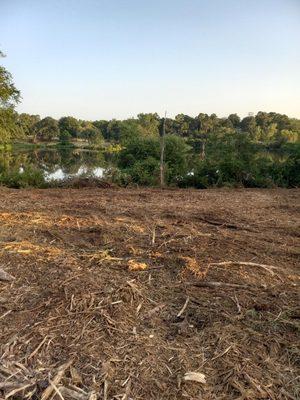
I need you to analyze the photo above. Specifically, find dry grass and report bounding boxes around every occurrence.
[0,187,299,399]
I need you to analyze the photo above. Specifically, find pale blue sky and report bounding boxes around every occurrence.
[1,0,300,120]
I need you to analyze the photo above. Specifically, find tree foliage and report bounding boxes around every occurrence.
[33,117,59,141]
[58,116,80,138]
[0,51,21,143]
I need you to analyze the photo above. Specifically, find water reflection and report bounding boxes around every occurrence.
[45,166,104,181]
[0,146,111,181]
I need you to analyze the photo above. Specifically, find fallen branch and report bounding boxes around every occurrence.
[209,261,278,276]
[191,281,251,290]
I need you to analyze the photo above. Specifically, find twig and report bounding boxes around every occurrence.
[233,293,241,314]
[28,335,48,359]
[50,380,65,400]
[211,345,232,361]
[0,310,12,321]
[41,360,73,400]
[103,380,108,400]
[191,281,250,289]
[151,227,156,245]
[177,297,190,318]
[5,383,33,399]
[209,261,278,276]
[121,378,131,400]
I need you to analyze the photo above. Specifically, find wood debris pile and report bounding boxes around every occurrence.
[0,187,299,399]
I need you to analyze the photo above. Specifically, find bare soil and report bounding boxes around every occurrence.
[0,187,299,400]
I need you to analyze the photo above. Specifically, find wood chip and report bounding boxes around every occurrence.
[184,372,206,384]
[0,267,14,282]
[41,360,73,400]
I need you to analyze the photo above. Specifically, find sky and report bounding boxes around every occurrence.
[0,0,300,120]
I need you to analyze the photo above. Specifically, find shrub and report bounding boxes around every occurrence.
[118,135,190,185]
[0,166,46,188]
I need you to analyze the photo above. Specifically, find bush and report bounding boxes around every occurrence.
[0,166,46,188]
[118,135,190,186]
[178,132,300,188]
[126,157,160,186]
[59,130,72,145]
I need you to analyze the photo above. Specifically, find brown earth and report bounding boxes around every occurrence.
[0,187,299,400]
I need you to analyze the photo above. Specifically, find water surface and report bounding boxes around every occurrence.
[0,146,112,181]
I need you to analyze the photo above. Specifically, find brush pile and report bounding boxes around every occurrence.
[0,187,299,399]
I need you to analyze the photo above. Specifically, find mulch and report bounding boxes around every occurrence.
[0,187,299,399]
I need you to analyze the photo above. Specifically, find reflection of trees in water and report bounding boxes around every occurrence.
[0,151,31,172]
[55,148,106,174]
[257,149,288,163]
[0,147,107,177]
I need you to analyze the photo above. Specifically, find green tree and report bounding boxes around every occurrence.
[0,50,21,143]
[137,113,160,136]
[118,135,190,185]
[228,113,241,128]
[59,130,72,145]
[33,117,59,142]
[58,116,80,138]
[17,113,40,137]
[174,114,193,137]
[81,125,103,146]
[240,116,257,138]
[93,120,109,139]
[280,130,299,143]
[164,135,190,183]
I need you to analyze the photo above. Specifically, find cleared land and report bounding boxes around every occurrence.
[0,187,299,400]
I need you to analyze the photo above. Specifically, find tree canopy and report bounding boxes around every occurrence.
[0,51,21,143]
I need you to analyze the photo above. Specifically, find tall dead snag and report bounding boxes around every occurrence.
[159,112,167,187]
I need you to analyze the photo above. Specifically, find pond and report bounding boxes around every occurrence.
[0,146,115,182]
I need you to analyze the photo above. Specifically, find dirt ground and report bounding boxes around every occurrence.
[0,187,299,400]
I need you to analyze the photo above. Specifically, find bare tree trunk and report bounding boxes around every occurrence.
[160,112,166,187]
[200,140,206,160]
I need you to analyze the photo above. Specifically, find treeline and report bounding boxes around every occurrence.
[1,111,300,188]
[2,111,300,147]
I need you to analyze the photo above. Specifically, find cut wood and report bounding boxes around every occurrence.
[0,267,14,282]
[41,360,73,400]
[184,371,206,384]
